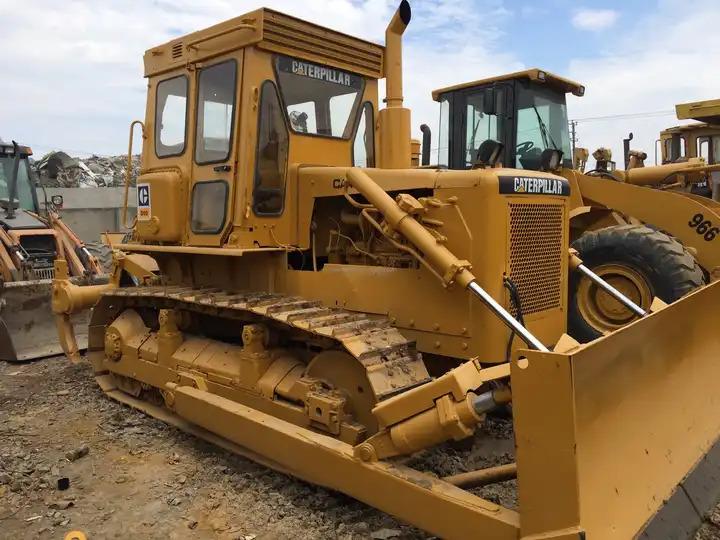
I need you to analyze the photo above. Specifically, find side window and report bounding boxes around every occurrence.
[663,138,673,163]
[437,97,450,167]
[465,91,499,167]
[712,136,720,165]
[195,61,237,164]
[698,137,710,163]
[191,181,228,234]
[155,76,188,158]
[253,81,289,216]
[352,103,375,167]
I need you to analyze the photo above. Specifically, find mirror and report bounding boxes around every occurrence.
[482,87,496,115]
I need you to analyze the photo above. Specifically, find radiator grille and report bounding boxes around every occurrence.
[33,267,55,280]
[508,203,564,315]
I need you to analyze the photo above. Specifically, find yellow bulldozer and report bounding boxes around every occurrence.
[429,69,720,341]
[52,2,720,538]
[0,139,110,361]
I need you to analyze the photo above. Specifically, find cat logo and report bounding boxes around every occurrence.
[498,175,570,196]
[137,183,152,221]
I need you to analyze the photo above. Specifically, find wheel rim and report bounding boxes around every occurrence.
[577,263,653,334]
[305,350,378,435]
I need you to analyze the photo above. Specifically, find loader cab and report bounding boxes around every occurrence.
[0,142,39,215]
[432,69,583,172]
[658,124,720,165]
[659,98,720,165]
[137,8,382,249]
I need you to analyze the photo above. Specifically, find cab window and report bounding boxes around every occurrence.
[155,75,188,158]
[464,91,501,167]
[275,56,364,139]
[437,96,450,166]
[253,81,289,216]
[191,181,228,234]
[352,103,375,167]
[698,136,711,163]
[195,60,237,164]
[515,83,572,170]
[0,158,35,211]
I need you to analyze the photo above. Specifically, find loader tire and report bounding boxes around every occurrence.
[568,225,705,342]
[84,242,114,274]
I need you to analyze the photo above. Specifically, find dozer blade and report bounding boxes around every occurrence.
[0,279,91,362]
[512,280,720,539]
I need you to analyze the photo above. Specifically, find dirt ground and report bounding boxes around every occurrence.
[2,357,720,540]
[0,357,519,540]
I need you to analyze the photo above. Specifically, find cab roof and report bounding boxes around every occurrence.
[431,68,585,101]
[144,8,385,79]
[675,98,720,124]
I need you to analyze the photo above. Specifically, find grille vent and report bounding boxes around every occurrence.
[33,267,55,280]
[508,203,564,315]
[171,42,184,59]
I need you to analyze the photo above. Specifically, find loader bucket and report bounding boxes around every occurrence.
[0,278,96,362]
[511,280,720,539]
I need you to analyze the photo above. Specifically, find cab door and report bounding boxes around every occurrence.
[188,51,243,246]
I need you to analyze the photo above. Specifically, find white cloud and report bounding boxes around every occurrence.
[0,0,520,158]
[571,8,619,31]
[566,0,720,167]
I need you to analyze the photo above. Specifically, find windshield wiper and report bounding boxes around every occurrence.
[532,105,559,151]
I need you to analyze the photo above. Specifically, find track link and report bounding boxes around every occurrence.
[99,285,431,400]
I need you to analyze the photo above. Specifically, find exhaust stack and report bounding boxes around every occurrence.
[378,1,412,169]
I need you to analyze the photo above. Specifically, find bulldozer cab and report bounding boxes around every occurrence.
[432,69,583,171]
[0,141,40,215]
[135,9,383,249]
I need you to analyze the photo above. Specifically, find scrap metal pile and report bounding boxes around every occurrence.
[33,151,140,188]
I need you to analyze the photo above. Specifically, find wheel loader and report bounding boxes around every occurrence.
[51,3,720,538]
[0,139,111,361]
[657,97,720,200]
[430,69,720,341]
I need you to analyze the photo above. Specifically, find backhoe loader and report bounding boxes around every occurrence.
[430,69,720,341]
[52,3,720,538]
[0,139,111,361]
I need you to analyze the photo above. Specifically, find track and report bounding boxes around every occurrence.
[91,285,431,403]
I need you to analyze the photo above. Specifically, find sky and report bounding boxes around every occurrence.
[1,0,719,167]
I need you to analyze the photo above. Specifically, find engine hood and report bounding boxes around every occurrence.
[0,210,48,230]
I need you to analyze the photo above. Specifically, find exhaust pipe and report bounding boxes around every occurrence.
[420,124,431,166]
[384,0,411,109]
[378,1,412,169]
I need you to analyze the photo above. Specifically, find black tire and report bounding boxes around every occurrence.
[84,241,114,274]
[569,225,705,342]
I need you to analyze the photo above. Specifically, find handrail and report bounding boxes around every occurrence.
[124,120,145,229]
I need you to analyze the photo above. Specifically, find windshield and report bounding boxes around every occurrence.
[0,157,36,211]
[275,56,364,139]
[515,83,572,169]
